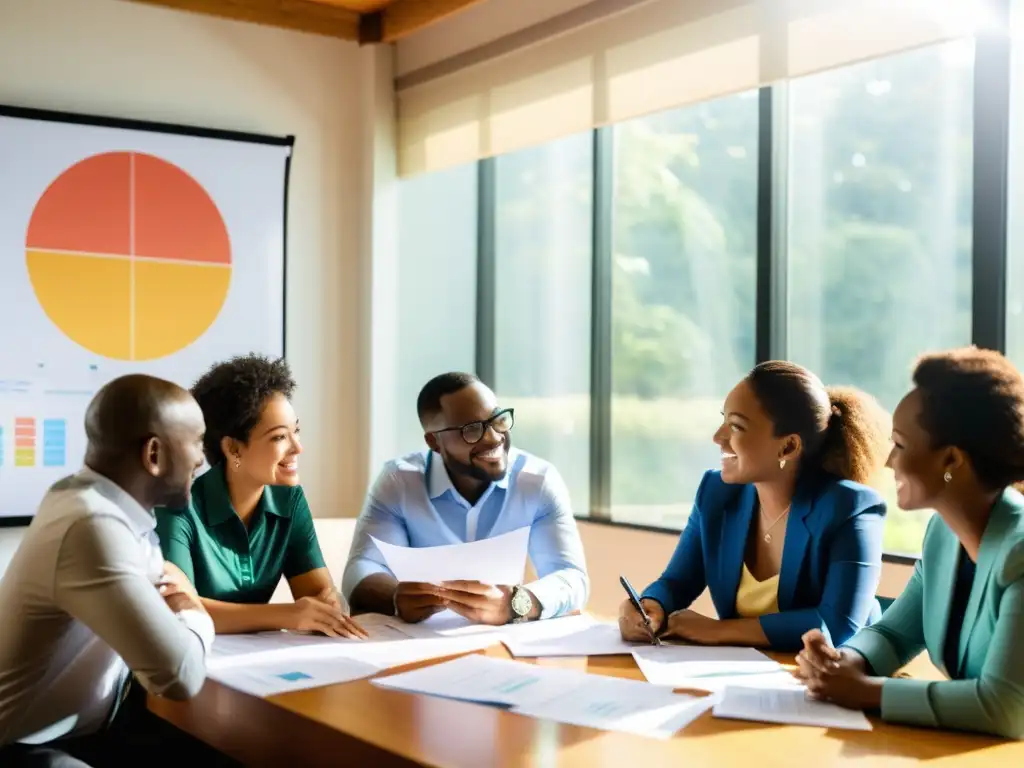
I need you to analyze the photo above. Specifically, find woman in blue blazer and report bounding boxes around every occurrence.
[620,361,890,651]
[798,348,1024,739]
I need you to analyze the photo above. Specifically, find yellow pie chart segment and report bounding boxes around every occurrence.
[134,260,232,360]
[25,250,132,360]
[25,151,232,361]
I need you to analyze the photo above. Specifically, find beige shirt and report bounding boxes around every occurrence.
[0,468,214,746]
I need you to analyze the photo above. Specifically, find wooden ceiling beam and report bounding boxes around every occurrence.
[125,0,362,40]
[362,0,486,44]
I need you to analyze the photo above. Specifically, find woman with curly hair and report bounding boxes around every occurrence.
[156,354,366,638]
[798,347,1024,739]
[619,360,891,651]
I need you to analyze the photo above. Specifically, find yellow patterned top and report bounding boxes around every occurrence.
[735,563,780,618]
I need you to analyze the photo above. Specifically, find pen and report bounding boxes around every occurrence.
[619,575,662,646]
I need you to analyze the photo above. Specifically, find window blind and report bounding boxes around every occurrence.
[396,0,987,177]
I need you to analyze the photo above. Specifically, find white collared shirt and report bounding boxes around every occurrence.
[342,448,589,619]
[0,468,214,746]
[425,448,509,542]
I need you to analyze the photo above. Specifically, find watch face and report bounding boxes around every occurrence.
[511,587,532,616]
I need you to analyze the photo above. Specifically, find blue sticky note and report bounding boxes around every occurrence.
[277,671,313,682]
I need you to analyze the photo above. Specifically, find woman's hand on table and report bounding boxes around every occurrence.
[663,609,724,644]
[288,597,369,639]
[795,629,883,711]
[618,598,665,642]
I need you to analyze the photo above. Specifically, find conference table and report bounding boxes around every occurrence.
[150,638,1023,767]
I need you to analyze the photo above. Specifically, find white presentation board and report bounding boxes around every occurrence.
[0,106,291,520]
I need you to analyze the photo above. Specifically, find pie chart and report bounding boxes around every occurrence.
[25,151,232,361]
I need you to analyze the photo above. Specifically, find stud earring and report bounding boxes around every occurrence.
[779,459,787,470]
[943,471,952,483]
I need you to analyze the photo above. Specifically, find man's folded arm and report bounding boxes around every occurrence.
[53,515,212,701]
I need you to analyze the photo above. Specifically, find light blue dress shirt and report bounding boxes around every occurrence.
[342,448,589,619]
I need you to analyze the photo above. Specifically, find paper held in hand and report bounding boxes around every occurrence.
[370,526,531,585]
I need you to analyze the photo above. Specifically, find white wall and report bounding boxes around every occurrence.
[0,0,383,521]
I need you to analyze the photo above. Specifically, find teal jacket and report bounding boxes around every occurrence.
[844,488,1024,739]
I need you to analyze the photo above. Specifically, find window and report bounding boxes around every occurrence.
[395,28,1013,561]
[787,41,975,555]
[396,163,478,456]
[610,94,759,527]
[494,134,594,513]
[1008,0,1024,367]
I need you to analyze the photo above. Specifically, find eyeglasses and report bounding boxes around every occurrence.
[432,408,515,445]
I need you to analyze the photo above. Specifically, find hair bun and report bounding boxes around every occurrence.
[829,403,843,425]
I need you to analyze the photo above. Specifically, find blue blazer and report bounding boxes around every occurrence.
[642,469,887,651]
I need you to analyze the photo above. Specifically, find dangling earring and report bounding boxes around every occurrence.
[779,459,787,470]
[233,457,241,471]
[943,471,952,483]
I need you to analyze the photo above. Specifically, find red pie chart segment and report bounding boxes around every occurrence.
[25,153,131,255]
[134,153,231,264]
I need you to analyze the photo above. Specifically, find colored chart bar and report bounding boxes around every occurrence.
[43,419,66,468]
[14,418,35,467]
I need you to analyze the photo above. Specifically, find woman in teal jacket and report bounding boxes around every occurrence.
[798,347,1024,739]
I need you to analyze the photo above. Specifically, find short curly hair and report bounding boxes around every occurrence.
[913,347,1024,490]
[191,354,296,466]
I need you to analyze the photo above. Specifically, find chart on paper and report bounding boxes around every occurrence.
[25,151,232,361]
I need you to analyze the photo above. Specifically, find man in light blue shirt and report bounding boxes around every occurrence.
[342,372,588,625]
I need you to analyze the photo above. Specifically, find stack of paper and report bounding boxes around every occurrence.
[398,609,503,639]
[209,613,412,668]
[208,655,380,698]
[372,654,716,740]
[206,613,497,697]
[712,686,872,731]
[631,644,800,693]
[502,614,642,657]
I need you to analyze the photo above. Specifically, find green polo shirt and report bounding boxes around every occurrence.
[155,464,326,604]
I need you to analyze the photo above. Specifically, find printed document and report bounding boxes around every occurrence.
[370,526,531,585]
[210,656,379,698]
[503,615,642,657]
[371,654,716,739]
[517,676,715,739]
[206,613,498,696]
[632,644,797,692]
[209,613,414,670]
[713,686,872,731]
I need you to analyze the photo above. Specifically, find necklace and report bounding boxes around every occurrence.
[762,505,791,543]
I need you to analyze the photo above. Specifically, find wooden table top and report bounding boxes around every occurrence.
[150,643,1023,767]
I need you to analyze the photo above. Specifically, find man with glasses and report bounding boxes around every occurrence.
[342,372,588,625]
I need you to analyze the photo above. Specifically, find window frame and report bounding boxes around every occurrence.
[469,4,1012,561]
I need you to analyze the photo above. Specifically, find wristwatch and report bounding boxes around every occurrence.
[509,585,533,623]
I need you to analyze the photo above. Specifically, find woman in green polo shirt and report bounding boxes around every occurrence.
[156,354,367,638]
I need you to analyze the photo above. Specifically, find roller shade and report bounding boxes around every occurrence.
[396,0,986,177]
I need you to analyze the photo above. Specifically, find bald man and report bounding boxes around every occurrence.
[0,375,230,766]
